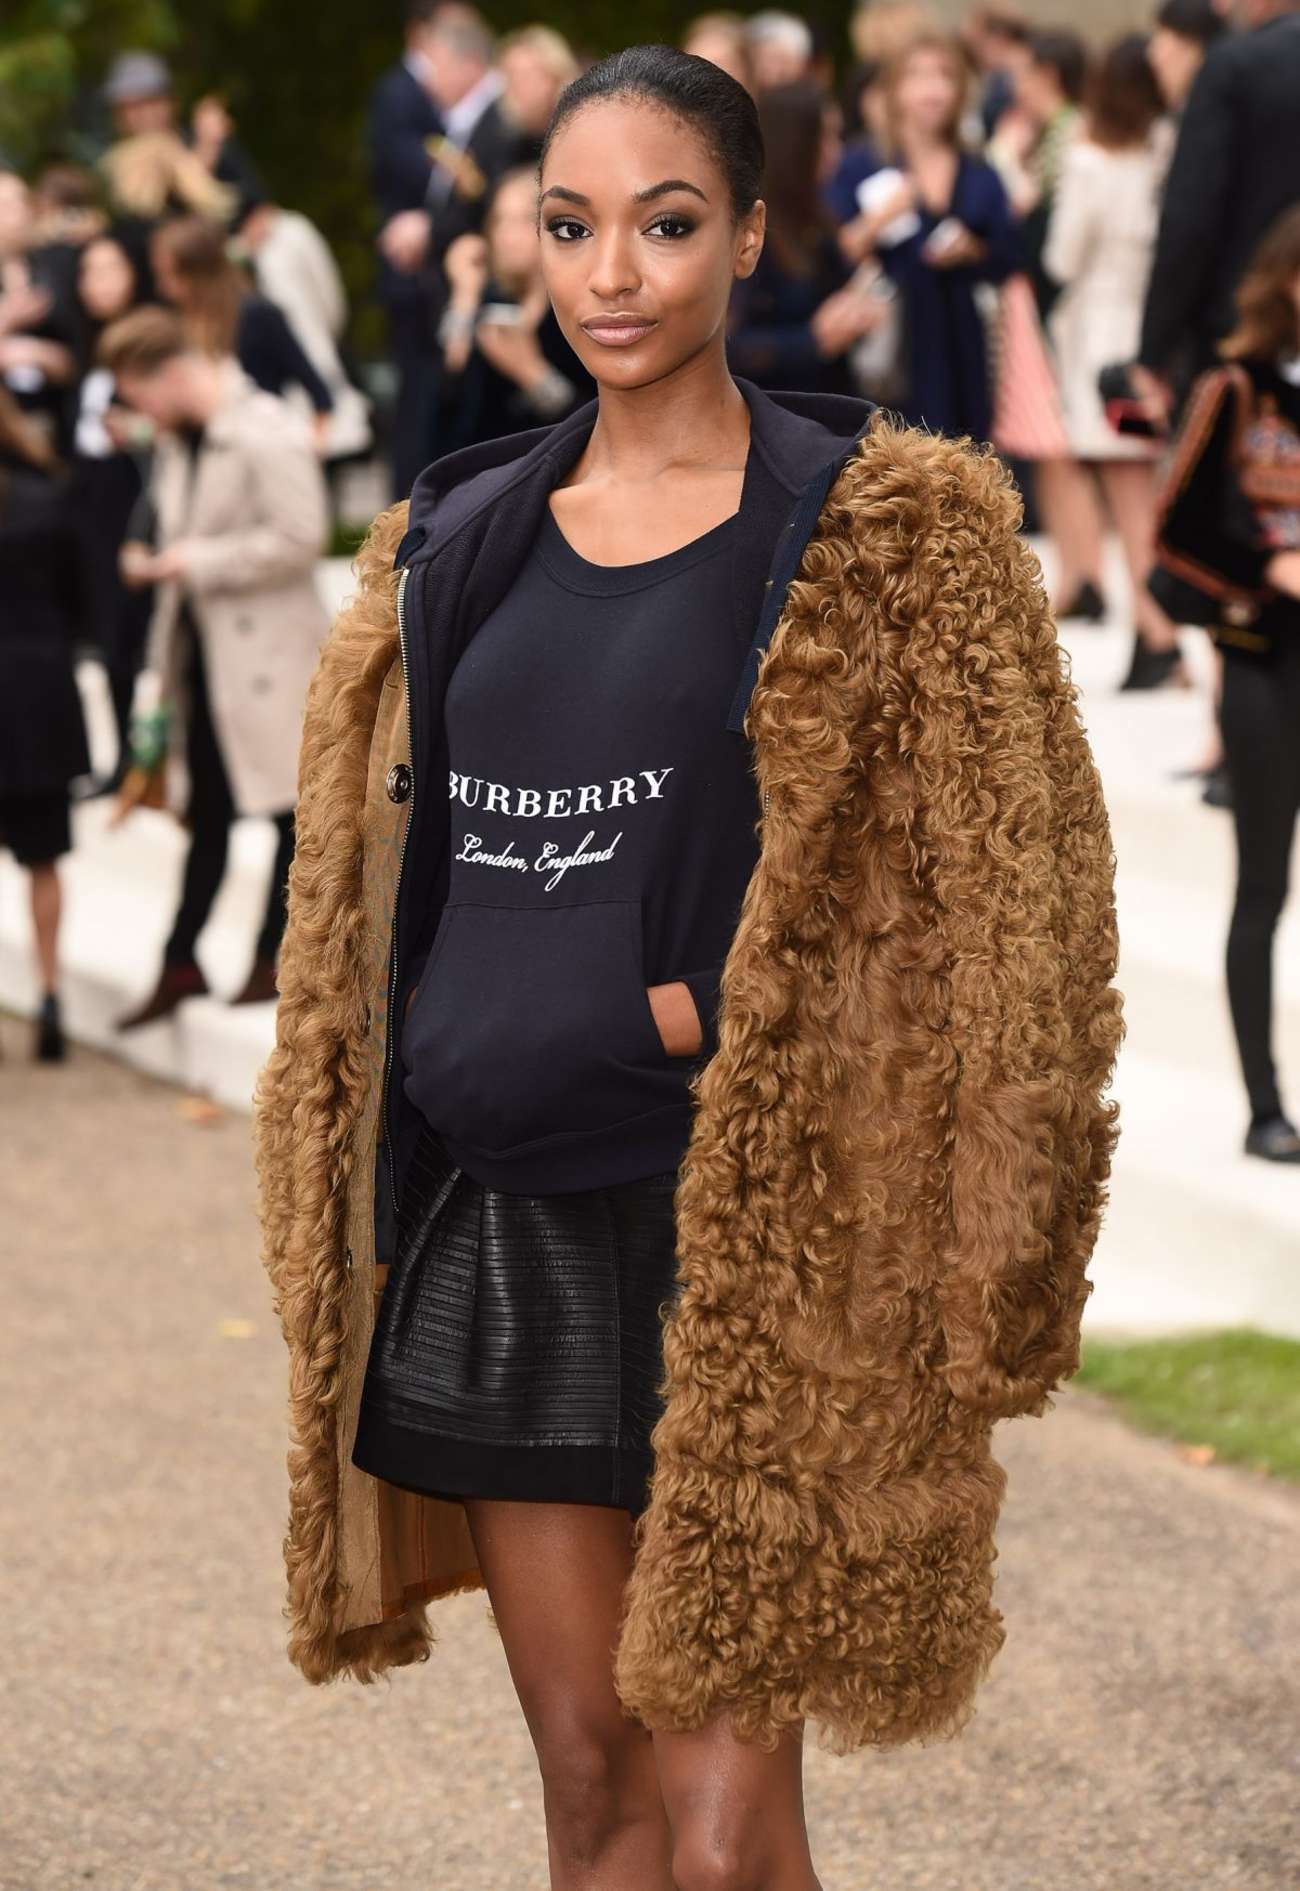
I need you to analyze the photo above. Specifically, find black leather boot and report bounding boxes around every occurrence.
[1243,1114,1300,1163]
[116,960,209,1032]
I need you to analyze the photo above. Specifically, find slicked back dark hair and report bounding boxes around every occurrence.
[538,43,764,222]
[1028,28,1088,105]
[1154,0,1226,51]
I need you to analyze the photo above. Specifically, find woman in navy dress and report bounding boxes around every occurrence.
[833,30,1019,440]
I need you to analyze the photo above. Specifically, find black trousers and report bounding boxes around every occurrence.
[385,296,441,501]
[1219,630,1300,1122]
[164,619,294,970]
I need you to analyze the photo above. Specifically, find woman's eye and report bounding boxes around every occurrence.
[544,217,589,242]
[648,213,695,240]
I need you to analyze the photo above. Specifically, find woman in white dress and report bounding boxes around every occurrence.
[1044,34,1185,689]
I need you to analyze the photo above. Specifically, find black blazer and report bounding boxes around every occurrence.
[367,61,444,308]
[428,97,529,267]
[1140,15,1300,378]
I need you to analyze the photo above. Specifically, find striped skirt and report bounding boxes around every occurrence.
[351,1117,684,1517]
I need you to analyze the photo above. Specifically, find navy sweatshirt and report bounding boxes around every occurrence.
[378,377,876,1258]
[400,492,763,1194]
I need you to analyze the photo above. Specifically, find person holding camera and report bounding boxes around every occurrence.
[435,165,595,451]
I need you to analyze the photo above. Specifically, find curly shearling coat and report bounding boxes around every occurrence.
[254,401,1123,1756]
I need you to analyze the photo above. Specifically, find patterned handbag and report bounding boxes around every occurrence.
[1153,363,1300,655]
[1234,377,1300,552]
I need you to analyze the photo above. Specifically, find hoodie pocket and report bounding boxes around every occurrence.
[400,899,682,1156]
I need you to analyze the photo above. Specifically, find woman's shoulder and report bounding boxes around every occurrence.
[836,412,1025,548]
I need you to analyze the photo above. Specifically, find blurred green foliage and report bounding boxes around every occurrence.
[4,0,849,354]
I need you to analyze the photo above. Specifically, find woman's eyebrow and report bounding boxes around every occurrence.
[539,178,709,208]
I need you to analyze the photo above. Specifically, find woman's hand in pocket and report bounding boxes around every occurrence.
[646,981,702,1057]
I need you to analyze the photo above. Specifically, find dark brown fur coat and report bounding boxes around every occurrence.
[254,416,1123,1755]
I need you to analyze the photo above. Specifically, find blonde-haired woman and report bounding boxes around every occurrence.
[682,11,755,91]
[498,25,581,158]
[835,31,1018,439]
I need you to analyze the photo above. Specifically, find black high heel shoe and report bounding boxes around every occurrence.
[1056,578,1107,623]
[1200,762,1233,809]
[1117,635,1187,692]
[1243,1114,1300,1163]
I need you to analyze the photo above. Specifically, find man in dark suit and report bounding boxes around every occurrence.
[369,6,527,495]
[367,1,448,499]
[1139,0,1300,396]
[419,12,527,269]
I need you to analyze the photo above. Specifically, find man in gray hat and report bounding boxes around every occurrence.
[103,51,176,136]
[100,50,263,222]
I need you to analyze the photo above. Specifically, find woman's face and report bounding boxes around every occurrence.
[1147,27,1202,111]
[682,28,749,91]
[0,173,32,258]
[893,49,961,140]
[79,239,136,322]
[149,233,185,307]
[1290,268,1300,341]
[1011,51,1059,125]
[538,96,763,392]
[488,172,543,281]
[500,45,562,134]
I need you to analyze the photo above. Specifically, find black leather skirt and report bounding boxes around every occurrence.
[351,1118,684,1517]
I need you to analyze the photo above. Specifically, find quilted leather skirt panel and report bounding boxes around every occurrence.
[351,1118,685,1516]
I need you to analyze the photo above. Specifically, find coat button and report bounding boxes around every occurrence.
[386,762,412,804]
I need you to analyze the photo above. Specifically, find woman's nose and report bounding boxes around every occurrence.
[585,227,642,302]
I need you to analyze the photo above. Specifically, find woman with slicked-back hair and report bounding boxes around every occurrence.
[255,43,1123,1888]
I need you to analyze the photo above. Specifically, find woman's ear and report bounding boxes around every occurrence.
[734,200,766,281]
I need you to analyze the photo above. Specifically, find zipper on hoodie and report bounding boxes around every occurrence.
[380,562,414,1217]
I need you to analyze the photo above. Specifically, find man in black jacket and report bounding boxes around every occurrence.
[419,12,531,308]
[1139,0,1300,394]
[368,1,447,499]
[369,7,527,495]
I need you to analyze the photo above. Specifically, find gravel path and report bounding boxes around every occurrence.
[2,1021,1296,1891]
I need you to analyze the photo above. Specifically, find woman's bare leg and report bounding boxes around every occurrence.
[29,861,61,993]
[462,1497,674,1891]
[1034,456,1105,606]
[654,1714,821,1891]
[1098,460,1182,653]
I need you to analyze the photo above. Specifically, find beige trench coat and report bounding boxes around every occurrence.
[143,361,329,818]
[255,418,1125,1754]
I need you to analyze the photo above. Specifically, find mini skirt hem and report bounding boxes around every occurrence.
[352,1402,656,1515]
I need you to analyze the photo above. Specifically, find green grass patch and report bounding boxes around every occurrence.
[328,521,369,561]
[1076,1327,1300,1481]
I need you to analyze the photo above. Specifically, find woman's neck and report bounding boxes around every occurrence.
[899,128,954,166]
[574,352,750,485]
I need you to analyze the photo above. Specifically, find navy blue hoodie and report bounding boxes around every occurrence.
[378,378,875,1232]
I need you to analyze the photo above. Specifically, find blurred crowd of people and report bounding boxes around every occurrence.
[1,0,1298,1152]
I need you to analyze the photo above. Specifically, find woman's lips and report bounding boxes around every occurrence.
[580,317,657,347]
